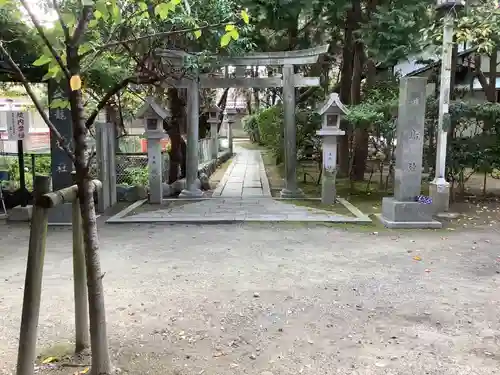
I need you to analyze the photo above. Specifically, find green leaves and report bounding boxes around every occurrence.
[154,0,182,20]
[241,9,250,24]
[220,24,240,48]
[32,54,52,67]
[49,98,70,109]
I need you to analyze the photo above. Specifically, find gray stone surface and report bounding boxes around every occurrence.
[379,198,441,229]
[47,202,72,225]
[429,181,451,213]
[119,198,359,223]
[147,136,164,204]
[393,77,427,202]
[381,197,434,223]
[1,221,500,375]
[213,146,271,198]
[7,205,32,222]
[380,77,439,229]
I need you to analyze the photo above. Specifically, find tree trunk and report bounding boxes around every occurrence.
[338,8,355,177]
[67,45,111,375]
[217,88,229,132]
[488,47,498,102]
[166,88,187,183]
[350,38,367,181]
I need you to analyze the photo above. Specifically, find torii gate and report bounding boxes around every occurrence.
[157,45,329,198]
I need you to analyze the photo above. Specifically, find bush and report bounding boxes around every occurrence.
[253,105,321,164]
[122,166,149,187]
[243,115,260,143]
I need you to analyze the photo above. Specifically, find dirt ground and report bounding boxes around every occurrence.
[1,219,500,375]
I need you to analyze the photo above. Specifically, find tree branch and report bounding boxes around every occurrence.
[0,42,75,163]
[85,75,160,129]
[80,21,231,58]
[72,5,94,47]
[52,0,70,42]
[19,0,71,79]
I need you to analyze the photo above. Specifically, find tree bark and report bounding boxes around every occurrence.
[67,44,111,375]
[350,39,367,181]
[338,8,356,177]
[166,88,187,183]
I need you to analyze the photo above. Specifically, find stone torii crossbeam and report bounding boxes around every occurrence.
[157,45,329,198]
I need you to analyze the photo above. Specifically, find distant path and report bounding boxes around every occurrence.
[212,143,271,198]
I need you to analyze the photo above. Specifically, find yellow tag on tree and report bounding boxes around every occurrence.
[70,75,82,91]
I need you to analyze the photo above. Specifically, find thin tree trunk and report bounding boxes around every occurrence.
[166,88,187,183]
[67,45,111,375]
[338,8,355,176]
[350,38,367,181]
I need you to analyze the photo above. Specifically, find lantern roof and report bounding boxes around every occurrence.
[316,93,349,116]
[136,96,171,120]
[203,104,222,114]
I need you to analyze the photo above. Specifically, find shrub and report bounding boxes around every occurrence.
[254,105,321,164]
[242,115,260,143]
[122,166,149,187]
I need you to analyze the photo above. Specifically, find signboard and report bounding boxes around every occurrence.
[48,81,73,191]
[7,111,29,140]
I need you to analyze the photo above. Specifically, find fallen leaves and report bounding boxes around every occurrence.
[42,356,58,364]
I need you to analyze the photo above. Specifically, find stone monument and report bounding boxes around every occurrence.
[95,122,117,212]
[377,77,442,229]
[136,97,169,204]
[47,80,74,224]
[205,104,221,160]
[316,93,346,204]
[225,107,236,154]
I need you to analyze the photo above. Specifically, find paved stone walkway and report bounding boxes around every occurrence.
[109,144,370,223]
[212,146,271,198]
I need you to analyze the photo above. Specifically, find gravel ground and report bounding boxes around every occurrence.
[0,221,499,375]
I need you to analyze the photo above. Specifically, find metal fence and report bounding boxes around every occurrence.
[0,152,51,191]
[1,136,227,190]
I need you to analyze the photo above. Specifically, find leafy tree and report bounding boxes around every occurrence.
[0,0,249,373]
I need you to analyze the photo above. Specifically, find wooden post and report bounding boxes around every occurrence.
[71,172,89,352]
[16,175,50,375]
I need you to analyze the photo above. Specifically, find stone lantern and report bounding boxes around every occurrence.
[435,0,465,9]
[204,104,221,160]
[136,97,170,204]
[225,107,237,154]
[316,93,347,204]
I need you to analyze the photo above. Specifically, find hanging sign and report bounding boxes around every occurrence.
[7,111,29,140]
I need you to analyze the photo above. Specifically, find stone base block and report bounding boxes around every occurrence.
[48,202,73,225]
[8,205,33,222]
[117,185,148,202]
[280,187,304,199]
[378,197,442,229]
[429,181,450,213]
[179,188,203,198]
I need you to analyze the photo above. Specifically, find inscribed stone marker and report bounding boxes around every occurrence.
[393,77,427,202]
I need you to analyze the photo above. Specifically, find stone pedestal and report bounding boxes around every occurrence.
[210,122,218,159]
[8,205,33,222]
[378,77,441,229]
[145,132,165,204]
[317,128,344,204]
[429,178,450,213]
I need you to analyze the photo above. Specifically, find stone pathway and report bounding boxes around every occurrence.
[212,146,271,198]
[108,144,370,223]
